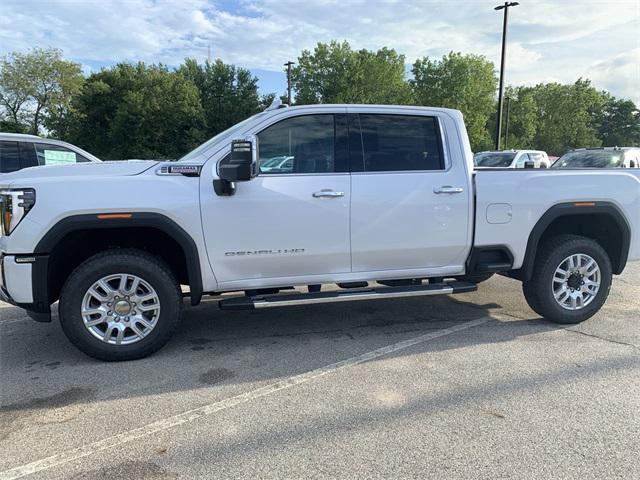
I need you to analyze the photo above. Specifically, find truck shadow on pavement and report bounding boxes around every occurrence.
[2,288,636,477]
[0,291,560,412]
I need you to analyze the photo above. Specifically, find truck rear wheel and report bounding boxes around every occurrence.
[522,235,612,324]
[59,249,182,361]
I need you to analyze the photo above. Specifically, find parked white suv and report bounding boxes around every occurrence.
[0,133,100,174]
[0,105,638,361]
[474,150,551,169]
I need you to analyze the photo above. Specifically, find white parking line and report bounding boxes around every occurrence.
[0,317,489,480]
[0,318,28,326]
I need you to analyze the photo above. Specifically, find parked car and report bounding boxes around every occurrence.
[1,104,638,361]
[0,133,100,174]
[259,155,294,173]
[552,147,640,169]
[474,150,550,169]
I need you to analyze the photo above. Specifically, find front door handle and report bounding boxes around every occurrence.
[313,189,345,198]
[434,186,464,194]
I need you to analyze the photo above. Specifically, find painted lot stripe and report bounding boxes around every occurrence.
[0,318,29,326]
[0,317,489,480]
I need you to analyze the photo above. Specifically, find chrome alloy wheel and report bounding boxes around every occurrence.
[81,274,161,345]
[552,253,601,311]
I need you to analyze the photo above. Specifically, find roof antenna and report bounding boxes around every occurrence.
[265,97,288,111]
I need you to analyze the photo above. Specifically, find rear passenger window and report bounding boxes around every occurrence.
[358,114,444,172]
[0,141,20,173]
[34,143,90,165]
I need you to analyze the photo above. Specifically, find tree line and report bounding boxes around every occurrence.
[1,43,638,159]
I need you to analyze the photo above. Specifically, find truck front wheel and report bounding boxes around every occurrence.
[59,249,182,361]
[522,235,612,324]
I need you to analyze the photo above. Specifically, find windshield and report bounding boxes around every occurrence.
[552,151,624,169]
[177,112,268,162]
[474,152,517,167]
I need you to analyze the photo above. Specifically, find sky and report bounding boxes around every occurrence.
[1,0,638,103]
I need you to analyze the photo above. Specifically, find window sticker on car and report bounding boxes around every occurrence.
[44,150,76,165]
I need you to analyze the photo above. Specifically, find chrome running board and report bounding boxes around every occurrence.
[219,281,477,311]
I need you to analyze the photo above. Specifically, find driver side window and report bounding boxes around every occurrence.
[257,115,335,174]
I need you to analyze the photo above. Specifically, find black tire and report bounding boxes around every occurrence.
[522,235,612,324]
[59,249,182,361]
[455,273,495,284]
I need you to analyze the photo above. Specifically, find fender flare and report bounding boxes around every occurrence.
[519,201,631,281]
[35,212,203,306]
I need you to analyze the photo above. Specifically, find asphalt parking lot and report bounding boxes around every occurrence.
[1,264,638,480]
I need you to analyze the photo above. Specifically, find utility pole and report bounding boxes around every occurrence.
[215,94,223,133]
[504,95,511,148]
[284,61,294,105]
[494,2,519,150]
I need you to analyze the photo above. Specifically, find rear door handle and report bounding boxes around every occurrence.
[313,189,345,198]
[434,186,464,194]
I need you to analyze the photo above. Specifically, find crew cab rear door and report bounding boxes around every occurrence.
[347,108,473,275]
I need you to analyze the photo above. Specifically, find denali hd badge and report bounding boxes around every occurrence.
[225,249,305,256]
[156,165,201,177]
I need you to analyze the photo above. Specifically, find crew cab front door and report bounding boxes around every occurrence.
[201,112,352,288]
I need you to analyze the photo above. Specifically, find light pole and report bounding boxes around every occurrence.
[494,1,519,150]
[504,95,511,148]
[284,61,294,105]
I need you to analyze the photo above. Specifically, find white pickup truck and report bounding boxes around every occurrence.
[1,104,638,361]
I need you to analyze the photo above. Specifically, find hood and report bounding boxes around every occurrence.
[0,160,158,183]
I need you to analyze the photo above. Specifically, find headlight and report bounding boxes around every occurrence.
[0,189,36,236]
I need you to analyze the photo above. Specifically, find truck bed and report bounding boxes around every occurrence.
[473,169,640,270]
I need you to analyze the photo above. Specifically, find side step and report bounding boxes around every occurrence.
[476,262,512,273]
[219,281,477,311]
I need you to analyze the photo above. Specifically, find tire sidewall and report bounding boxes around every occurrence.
[59,253,181,360]
[535,240,612,323]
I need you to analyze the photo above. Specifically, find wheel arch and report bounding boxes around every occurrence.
[517,201,631,281]
[35,213,203,306]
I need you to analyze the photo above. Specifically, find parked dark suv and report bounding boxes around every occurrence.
[552,147,640,169]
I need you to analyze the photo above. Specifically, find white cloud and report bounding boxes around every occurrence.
[586,48,640,103]
[0,0,638,102]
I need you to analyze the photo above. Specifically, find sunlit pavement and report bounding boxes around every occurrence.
[1,264,638,479]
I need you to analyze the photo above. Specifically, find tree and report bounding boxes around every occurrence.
[68,63,206,159]
[489,86,538,150]
[0,117,28,133]
[411,52,497,151]
[597,95,640,147]
[528,79,603,155]
[178,58,262,138]
[292,41,412,105]
[0,48,83,135]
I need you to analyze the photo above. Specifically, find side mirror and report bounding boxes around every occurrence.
[524,160,536,169]
[214,136,259,196]
[220,137,259,182]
